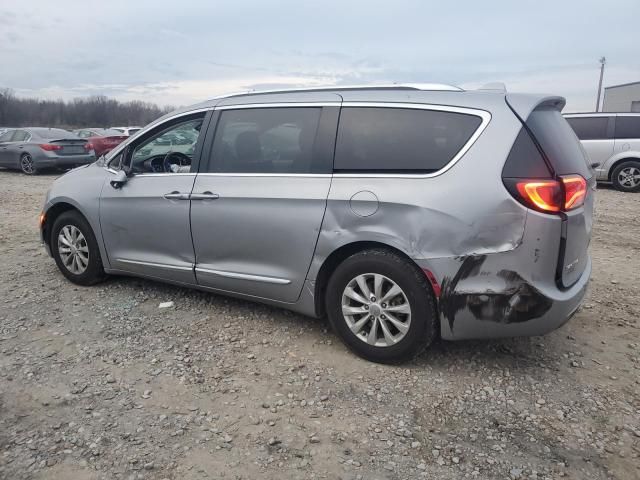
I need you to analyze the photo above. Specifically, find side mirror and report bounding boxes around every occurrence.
[109,169,128,189]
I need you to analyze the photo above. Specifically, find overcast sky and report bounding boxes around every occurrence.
[1,0,639,111]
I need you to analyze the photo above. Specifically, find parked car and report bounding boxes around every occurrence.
[73,128,128,157]
[0,127,95,175]
[564,113,640,192]
[111,126,142,137]
[40,84,593,363]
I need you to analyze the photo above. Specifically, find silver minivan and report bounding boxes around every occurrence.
[564,113,640,192]
[40,85,594,363]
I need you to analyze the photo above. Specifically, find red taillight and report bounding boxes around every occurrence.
[561,175,587,210]
[84,142,94,151]
[516,180,562,213]
[39,143,63,151]
[512,174,587,213]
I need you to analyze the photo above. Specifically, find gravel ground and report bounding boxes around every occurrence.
[0,170,638,480]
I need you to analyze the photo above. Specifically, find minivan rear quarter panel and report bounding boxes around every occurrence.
[308,96,540,336]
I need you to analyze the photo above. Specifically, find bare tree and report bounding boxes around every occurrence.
[0,90,173,128]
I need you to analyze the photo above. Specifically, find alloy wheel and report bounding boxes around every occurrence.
[618,166,640,188]
[57,225,89,275]
[341,273,411,347]
[20,154,34,174]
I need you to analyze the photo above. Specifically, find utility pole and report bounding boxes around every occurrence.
[596,56,606,112]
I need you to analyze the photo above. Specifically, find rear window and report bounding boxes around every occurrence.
[97,129,124,136]
[526,108,591,177]
[615,116,640,139]
[565,116,609,140]
[32,128,73,139]
[334,107,482,172]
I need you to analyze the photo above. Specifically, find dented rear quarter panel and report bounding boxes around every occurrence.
[309,93,526,277]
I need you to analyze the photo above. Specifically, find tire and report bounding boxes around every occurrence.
[20,153,37,175]
[611,160,640,192]
[51,211,106,286]
[325,249,438,364]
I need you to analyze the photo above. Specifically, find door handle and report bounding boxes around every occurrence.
[163,191,190,200]
[190,191,219,200]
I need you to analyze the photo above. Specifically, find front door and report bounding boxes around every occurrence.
[190,105,339,303]
[100,112,209,284]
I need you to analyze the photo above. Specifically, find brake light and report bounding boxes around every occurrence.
[84,142,94,151]
[561,175,587,210]
[39,144,63,151]
[512,174,587,213]
[516,180,562,212]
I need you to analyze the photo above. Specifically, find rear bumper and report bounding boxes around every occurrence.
[441,257,590,340]
[37,154,95,168]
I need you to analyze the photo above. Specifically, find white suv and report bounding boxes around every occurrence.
[565,113,640,192]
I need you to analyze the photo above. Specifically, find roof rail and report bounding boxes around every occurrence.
[208,83,463,101]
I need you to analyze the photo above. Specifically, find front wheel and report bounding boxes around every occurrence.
[611,160,640,192]
[51,211,106,286]
[325,249,438,364]
[20,153,37,175]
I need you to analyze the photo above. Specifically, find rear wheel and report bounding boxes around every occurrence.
[612,160,640,192]
[325,249,438,364]
[51,211,105,285]
[20,153,37,175]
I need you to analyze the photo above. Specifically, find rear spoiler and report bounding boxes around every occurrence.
[506,94,566,123]
[50,138,87,143]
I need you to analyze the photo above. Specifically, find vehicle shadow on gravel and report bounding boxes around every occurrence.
[112,274,554,374]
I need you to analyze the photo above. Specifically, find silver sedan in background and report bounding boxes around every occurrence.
[0,127,95,175]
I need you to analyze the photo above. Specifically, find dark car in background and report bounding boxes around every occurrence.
[0,128,95,175]
[73,128,128,158]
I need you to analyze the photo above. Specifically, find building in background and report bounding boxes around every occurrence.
[602,81,640,112]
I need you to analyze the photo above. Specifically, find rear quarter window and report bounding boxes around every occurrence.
[614,116,640,139]
[334,107,483,173]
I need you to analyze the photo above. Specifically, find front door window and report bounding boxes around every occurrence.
[126,117,204,174]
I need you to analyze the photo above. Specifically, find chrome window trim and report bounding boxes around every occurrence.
[105,107,213,162]
[215,102,341,110]
[563,113,614,118]
[196,173,332,178]
[133,173,198,177]
[195,267,291,285]
[118,258,193,272]
[332,102,491,179]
